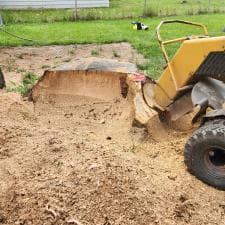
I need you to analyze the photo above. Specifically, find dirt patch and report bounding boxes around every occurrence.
[0,43,144,86]
[0,44,224,225]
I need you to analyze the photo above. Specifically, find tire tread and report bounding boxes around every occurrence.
[184,119,225,190]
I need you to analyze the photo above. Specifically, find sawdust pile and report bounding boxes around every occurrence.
[0,44,224,225]
[0,90,224,225]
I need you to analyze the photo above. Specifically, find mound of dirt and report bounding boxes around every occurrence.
[0,49,224,225]
[0,87,224,225]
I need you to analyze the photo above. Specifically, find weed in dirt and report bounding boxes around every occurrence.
[57,161,63,167]
[91,49,100,56]
[5,58,17,72]
[7,72,39,96]
[68,49,75,55]
[63,58,72,63]
[16,53,25,59]
[129,141,144,154]
[54,160,64,172]
[41,65,50,69]
[16,68,26,73]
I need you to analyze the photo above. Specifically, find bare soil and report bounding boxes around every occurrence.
[0,43,144,85]
[0,44,224,225]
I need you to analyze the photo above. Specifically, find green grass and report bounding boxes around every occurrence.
[1,13,225,78]
[7,72,39,96]
[1,0,225,24]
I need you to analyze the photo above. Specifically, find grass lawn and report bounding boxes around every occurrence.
[1,13,225,78]
[1,0,225,24]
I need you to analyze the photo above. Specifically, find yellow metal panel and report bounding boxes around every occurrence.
[154,36,225,108]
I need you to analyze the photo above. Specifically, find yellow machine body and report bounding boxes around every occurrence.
[151,20,225,110]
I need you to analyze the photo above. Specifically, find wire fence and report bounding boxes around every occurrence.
[72,0,225,20]
[142,0,225,17]
[0,0,225,24]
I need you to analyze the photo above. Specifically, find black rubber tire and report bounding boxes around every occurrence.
[0,69,5,89]
[184,119,225,190]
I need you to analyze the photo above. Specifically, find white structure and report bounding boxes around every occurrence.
[0,0,109,9]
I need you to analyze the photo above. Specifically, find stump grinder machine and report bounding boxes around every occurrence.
[3,20,225,190]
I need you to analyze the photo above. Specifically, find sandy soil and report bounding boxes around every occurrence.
[0,44,224,225]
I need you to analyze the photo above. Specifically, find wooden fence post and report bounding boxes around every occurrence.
[144,0,147,16]
[208,0,211,11]
[73,0,78,20]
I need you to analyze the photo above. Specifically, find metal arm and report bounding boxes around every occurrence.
[156,20,209,91]
[156,20,208,45]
